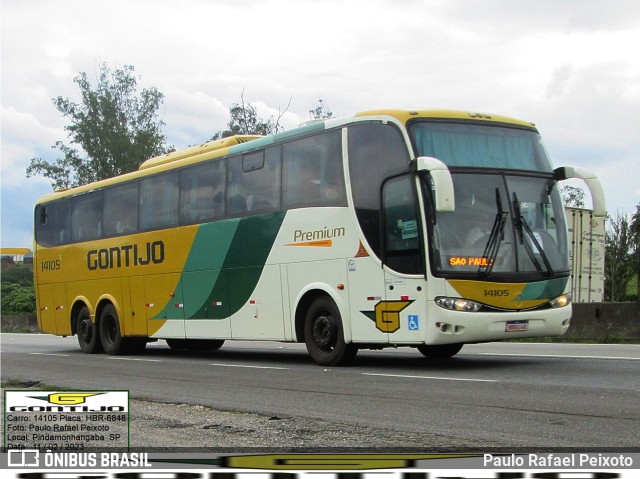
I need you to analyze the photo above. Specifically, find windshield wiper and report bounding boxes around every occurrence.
[479,188,508,276]
[512,192,554,276]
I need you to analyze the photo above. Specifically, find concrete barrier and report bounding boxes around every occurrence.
[567,302,640,341]
[2,304,639,341]
[1,315,40,332]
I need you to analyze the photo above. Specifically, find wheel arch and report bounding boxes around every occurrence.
[293,284,350,343]
[95,295,122,333]
[70,297,92,335]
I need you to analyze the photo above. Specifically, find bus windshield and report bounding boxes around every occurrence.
[409,121,569,279]
[410,121,554,172]
[425,172,569,277]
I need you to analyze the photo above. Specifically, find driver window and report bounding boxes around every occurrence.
[382,175,423,274]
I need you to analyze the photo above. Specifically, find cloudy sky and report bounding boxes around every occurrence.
[2,0,639,248]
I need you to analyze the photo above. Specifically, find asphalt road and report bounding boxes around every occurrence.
[2,333,639,448]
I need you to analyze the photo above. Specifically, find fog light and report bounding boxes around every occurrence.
[550,293,572,308]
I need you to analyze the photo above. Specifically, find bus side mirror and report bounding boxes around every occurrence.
[415,156,455,212]
[554,166,607,217]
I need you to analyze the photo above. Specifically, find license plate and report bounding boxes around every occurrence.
[506,320,528,332]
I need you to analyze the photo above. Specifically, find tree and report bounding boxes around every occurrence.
[212,89,290,140]
[27,63,170,190]
[630,203,640,301]
[604,211,634,302]
[560,185,586,208]
[0,263,36,315]
[309,98,333,120]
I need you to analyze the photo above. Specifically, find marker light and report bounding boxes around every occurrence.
[435,297,482,312]
[550,293,572,308]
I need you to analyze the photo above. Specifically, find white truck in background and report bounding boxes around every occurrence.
[565,207,605,302]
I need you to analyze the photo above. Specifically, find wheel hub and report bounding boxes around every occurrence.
[312,315,335,349]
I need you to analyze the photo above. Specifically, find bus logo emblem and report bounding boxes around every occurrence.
[361,300,413,333]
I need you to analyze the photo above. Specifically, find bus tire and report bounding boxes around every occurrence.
[166,339,225,351]
[417,343,463,359]
[304,296,357,366]
[99,304,125,355]
[76,306,102,354]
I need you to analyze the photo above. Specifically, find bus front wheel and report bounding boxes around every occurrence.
[304,297,357,366]
[417,343,463,359]
[76,306,102,354]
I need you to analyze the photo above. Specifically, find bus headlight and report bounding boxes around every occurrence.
[550,293,572,308]
[435,297,482,312]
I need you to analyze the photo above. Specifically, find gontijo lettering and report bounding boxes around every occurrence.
[87,241,164,270]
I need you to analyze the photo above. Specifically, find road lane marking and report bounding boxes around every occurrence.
[29,353,70,357]
[463,352,640,361]
[362,372,498,382]
[107,357,162,362]
[209,363,289,370]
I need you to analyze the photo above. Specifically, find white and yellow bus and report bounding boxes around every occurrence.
[33,109,606,365]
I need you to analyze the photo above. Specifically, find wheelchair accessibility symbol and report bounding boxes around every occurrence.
[408,315,419,331]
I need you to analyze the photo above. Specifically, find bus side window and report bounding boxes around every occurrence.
[180,159,226,224]
[140,173,179,231]
[282,130,345,209]
[226,147,281,217]
[348,122,410,258]
[71,192,103,242]
[245,147,280,213]
[104,182,139,236]
[36,200,70,247]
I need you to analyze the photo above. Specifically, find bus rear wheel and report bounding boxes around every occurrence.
[304,297,357,366]
[417,343,463,359]
[99,304,126,355]
[77,306,102,354]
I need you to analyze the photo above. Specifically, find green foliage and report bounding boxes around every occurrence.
[1,264,36,315]
[309,98,333,120]
[26,63,171,190]
[212,89,293,140]
[604,209,638,302]
[212,102,278,139]
[560,185,586,208]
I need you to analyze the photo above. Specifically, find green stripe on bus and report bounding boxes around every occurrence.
[516,277,568,301]
[153,212,286,321]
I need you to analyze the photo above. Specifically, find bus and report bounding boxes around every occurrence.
[33,109,606,366]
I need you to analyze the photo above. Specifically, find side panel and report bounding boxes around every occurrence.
[382,271,429,344]
[346,257,388,343]
[126,276,148,336]
[229,264,285,340]
[36,284,59,334]
[52,283,69,335]
[146,273,185,338]
[183,269,231,339]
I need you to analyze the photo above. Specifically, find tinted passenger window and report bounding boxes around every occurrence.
[180,160,226,224]
[104,183,138,236]
[348,122,410,256]
[36,200,70,247]
[282,130,345,209]
[71,192,103,242]
[140,173,179,230]
[227,147,281,216]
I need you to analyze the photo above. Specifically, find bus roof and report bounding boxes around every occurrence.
[355,109,537,128]
[34,108,537,204]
